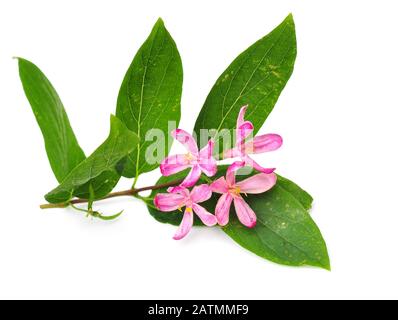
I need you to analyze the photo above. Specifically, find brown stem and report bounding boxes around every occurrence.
[39,179,183,209]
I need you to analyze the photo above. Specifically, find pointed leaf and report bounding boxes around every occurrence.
[45,116,139,203]
[17,58,86,182]
[116,18,183,178]
[146,166,329,269]
[223,184,329,270]
[277,175,313,211]
[194,14,297,152]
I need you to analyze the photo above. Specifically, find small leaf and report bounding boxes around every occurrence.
[146,166,329,270]
[17,58,86,182]
[194,14,297,152]
[45,115,139,204]
[116,18,183,178]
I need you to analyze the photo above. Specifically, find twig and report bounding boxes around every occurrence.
[39,179,183,209]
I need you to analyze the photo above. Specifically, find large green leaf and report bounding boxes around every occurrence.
[17,58,86,182]
[147,167,329,270]
[277,175,313,211]
[223,183,329,270]
[116,18,183,178]
[194,14,297,152]
[45,115,139,204]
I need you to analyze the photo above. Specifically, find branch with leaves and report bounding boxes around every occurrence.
[17,15,330,270]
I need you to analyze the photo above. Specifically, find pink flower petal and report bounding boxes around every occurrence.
[154,193,186,212]
[226,161,245,186]
[160,154,191,176]
[198,139,217,177]
[237,105,248,129]
[215,193,233,226]
[199,159,217,177]
[173,208,194,240]
[180,165,202,188]
[236,173,277,194]
[247,134,283,154]
[244,155,275,174]
[223,147,242,159]
[167,186,190,199]
[236,105,254,145]
[211,177,229,194]
[190,184,212,204]
[192,203,217,227]
[233,197,257,228]
[172,129,199,154]
[237,121,254,146]
[198,139,214,159]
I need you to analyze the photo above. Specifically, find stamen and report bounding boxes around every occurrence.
[229,186,241,196]
[185,153,194,161]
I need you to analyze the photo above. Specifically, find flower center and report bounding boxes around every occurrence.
[185,207,193,213]
[185,153,194,161]
[229,186,241,196]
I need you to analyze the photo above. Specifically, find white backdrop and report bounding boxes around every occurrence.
[0,0,397,300]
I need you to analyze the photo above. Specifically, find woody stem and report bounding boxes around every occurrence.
[39,179,184,209]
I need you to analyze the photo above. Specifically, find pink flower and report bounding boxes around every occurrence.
[211,161,277,228]
[223,105,283,174]
[154,185,217,240]
[160,129,217,188]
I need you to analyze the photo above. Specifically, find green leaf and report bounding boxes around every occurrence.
[116,18,183,178]
[277,175,313,211]
[147,166,329,270]
[45,115,139,204]
[194,14,297,152]
[223,184,329,270]
[17,58,86,182]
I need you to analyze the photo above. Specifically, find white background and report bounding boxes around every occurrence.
[0,0,397,300]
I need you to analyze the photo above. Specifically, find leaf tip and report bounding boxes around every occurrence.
[313,251,331,271]
[153,17,167,32]
[156,17,165,26]
[323,256,332,271]
[13,56,29,65]
[281,13,295,30]
[110,113,117,122]
[325,265,332,272]
[286,13,294,22]
[320,262,332,272]
[13,56,25,68]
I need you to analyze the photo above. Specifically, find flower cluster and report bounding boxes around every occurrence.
[154,106,283,240]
